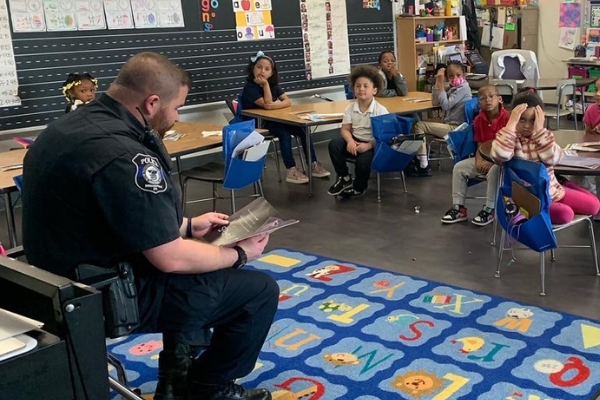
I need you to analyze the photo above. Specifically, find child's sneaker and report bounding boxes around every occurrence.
[441,206,468,224]
[339,187,364,198]
[312,162,331,178]
[471,208,495,226]
[328,176,353,195]
[286,167,309,184]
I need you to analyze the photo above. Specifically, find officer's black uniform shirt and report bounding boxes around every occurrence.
[22,93,183,277]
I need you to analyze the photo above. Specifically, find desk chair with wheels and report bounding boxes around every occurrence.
[181,120,267,214]
[543,79,578,130]
[494,159,599,296]
[489,49,540,81]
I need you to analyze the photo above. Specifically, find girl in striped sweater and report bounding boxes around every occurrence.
[491,89,599,224]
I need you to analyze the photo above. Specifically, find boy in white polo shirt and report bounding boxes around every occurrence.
[327,65,389,198]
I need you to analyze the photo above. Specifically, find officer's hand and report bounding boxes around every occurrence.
[191,213,229,238]
[237,233,269,261]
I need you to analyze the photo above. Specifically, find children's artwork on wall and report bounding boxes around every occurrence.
[591,3,600,28]
[7,0,184,31]
[559,2,581,28]
[8,0,46,32]
[103,0,134,29]
[363,0,381,10]
[301,0,350,80]
[0,0,21,107]
[233,0,274,41]
[559,27,579,50]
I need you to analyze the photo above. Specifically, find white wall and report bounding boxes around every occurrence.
[536,0,574,81]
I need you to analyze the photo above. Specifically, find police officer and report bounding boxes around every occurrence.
[22,52,278,400]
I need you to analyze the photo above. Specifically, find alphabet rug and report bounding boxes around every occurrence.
[109,248,600,400]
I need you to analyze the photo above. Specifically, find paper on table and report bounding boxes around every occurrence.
[288,110,315,115]
[163,132,186,141]
[231,130,265,158]
[0,164,23,172]
[202,131,222,137]
[558,155,600,169]
[0,308,44,342]
[566,143,600,152]
[402,97,430,103]
[299,113,344,121]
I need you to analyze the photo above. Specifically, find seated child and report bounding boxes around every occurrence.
[579,77,600,218]
[491,89,600,224]
[442,85,510,226]
[327,65,389,198]
[410,61,472,176]
[62,73,98,113]
[240,51,330,184]
[376,50,408,97]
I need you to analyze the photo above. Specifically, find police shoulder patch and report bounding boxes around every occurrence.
[131,153,167,194]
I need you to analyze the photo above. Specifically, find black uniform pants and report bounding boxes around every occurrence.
[328,136,374,192]
[134,267,279,383]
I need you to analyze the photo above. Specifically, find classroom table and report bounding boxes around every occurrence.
[165,122,224,181]
[0,122,224,249]
[478,130,600,176]
[466,76,596,91]
[0,149,28,248]
[240,92,437,196]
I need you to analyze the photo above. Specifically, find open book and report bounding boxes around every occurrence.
[204,198,299,246]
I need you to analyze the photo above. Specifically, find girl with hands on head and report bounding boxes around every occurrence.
[491,88,600,224]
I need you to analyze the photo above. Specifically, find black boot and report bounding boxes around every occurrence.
[188,380,271,400]
[154,344,192,400]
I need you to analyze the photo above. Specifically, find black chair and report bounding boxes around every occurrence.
[0,247,144,400]
[9,177,144,400]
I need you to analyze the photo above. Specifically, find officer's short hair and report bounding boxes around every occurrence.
[115,52,192,102]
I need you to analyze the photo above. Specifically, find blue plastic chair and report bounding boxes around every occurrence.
[181,120,267,213]
[495,158,599,296]
[370,114,416,202]
[230,95,307,182]
[344,82,355,100]
[13,175,23,192]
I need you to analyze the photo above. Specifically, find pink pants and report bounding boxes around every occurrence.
[549,181,600,225]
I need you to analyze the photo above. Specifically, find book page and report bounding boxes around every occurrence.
[204,198,298,246]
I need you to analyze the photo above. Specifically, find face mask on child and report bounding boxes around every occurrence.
[449,77,465,87]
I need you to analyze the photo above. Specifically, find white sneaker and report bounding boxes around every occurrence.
[311,162,331,178]
[286,167,309,184]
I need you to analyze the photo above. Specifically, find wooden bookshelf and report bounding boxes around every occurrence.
[396,16,466,91]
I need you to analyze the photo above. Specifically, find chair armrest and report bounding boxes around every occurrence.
[5,246,25,258]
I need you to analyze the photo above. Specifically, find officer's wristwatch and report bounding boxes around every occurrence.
[232,246,247,269]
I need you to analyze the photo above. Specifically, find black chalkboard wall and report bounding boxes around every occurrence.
[1,0,393,130]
